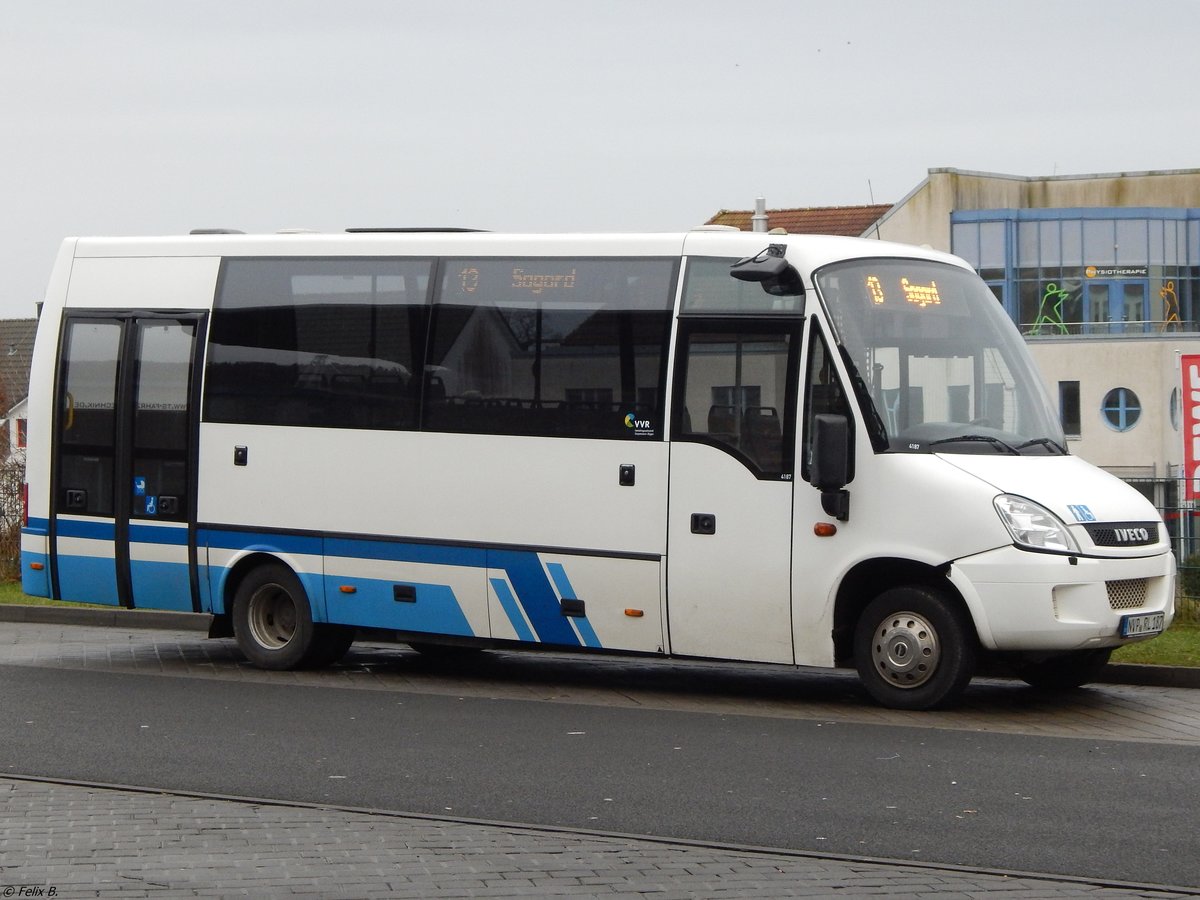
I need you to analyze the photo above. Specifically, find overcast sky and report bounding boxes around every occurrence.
[3,0,1196,319]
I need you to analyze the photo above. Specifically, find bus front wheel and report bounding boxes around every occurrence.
[853,586,976,710]
[233,563,318,670]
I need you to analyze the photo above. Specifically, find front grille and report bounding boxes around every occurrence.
[1085,522,1159,547]
[1107,578,1148,611]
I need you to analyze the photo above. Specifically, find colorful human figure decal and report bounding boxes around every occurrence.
[1160,281,1179,332]
[1029,283,1069,335]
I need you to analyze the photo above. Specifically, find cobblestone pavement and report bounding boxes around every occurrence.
[2,617,1199,898]
[0,777,1193,899]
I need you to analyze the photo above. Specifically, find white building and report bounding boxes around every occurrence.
[711,169,1200,558]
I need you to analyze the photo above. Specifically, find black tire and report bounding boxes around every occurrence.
[853,586,977,710]
[232,563,317,670]
[306,625,357,668]
[1016,648,1112,690]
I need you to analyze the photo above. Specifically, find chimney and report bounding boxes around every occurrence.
[751,197,768,233]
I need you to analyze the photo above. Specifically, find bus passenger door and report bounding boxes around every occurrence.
[52,315,203,611]
[666,321,799,663]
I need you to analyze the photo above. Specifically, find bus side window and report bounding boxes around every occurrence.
[672,323,797,479]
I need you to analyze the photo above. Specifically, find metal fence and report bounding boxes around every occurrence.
[1125,476,1200,624]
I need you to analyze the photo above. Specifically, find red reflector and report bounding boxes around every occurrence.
[21,482,28,527]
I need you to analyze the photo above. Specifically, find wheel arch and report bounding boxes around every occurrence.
[210,550,324,618]
[832,556,971,667]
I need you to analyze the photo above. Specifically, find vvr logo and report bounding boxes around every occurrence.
[624,413,651,429]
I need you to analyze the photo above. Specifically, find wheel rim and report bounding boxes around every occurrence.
[870,610,939,689]
[246,583,297,650]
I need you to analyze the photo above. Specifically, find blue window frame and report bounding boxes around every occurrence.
[1101,387,1141,432]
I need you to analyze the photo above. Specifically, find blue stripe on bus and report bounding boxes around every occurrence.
[43,520,186,545]
[199,529,322,556]
[129,523,189,546]
[547,562,601,648]
[489,549,580,646]
[21,552,50,597]
[129,559,195,612]
[199,527,600,648]
[571,615,602,649]
[489,577,536,642]
[328,576,475,636]
[56,554,121,606]
[325,537,487,569]
[24,517,49,535]
[547,562,576,600]
[55,519,116,541]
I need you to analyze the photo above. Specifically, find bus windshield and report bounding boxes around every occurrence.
[813,258,1065,455]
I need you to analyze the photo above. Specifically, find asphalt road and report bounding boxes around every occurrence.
[2,660,1196,890]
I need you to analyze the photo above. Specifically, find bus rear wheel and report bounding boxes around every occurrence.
[233,563,320,670]
[853,586,976,710]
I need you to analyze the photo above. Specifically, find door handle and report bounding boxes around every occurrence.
[690,513,716,535]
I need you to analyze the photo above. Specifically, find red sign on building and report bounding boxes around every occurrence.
[1182,354,1200,500]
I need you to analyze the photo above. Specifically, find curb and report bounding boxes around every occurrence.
[1096,661,1200,688]
[1,604,1196,688]
[0,603,210,632]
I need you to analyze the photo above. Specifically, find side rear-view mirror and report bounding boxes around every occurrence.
[730,244,804,297]
[812,413,851,520]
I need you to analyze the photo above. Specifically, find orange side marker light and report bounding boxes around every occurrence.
[813,522,838,537]
[339,585,357,594]
[624,608,644,618]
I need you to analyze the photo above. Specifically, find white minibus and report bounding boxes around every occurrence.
[20,228,1175,708]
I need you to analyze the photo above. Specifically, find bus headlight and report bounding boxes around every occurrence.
[993,494,1080,554]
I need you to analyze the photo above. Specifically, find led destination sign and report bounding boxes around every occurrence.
[865,273,942,309]
[456,265,580,296]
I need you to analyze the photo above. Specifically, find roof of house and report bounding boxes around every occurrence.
[705,204,893,236]
[0,319,37,409]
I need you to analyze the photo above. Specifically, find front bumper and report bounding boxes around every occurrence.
[949,545,1176,652]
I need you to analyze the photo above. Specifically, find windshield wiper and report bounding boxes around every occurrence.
[1016,437,1068,455]
[927,434,1020,455]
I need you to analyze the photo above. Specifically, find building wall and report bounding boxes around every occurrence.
[1025,336,1197,475]
[869,168,1200,483]
[2,397,26,464]
[871,167,1200,251]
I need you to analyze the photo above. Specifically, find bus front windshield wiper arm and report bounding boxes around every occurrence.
[927,434,1020,455]
[1016,437,1068,455]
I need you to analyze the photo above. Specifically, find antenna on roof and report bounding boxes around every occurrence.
[867,180,882,240]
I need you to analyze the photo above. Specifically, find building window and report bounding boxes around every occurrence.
[1059,382,1080,436]
[1101,387,1141,432]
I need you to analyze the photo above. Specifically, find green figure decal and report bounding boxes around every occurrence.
[1029,283,1069,335]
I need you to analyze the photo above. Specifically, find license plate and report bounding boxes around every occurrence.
[1119,612,1165,638]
